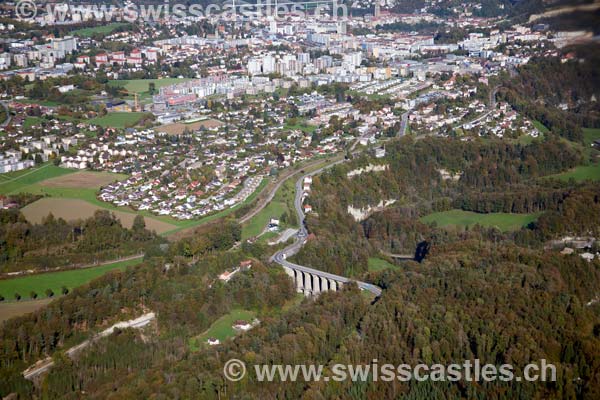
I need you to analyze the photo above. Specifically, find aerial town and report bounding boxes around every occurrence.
[0,0,573,220]
[1,1,599,398]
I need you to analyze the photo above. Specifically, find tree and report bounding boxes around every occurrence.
[132,215,146,231]
[30,291,37,299]
[45,288,54,298]
[61,286,69,295]
[14,292,21,301]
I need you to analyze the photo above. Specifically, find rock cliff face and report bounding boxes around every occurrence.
[347,199,397,221]
[346,164,388,178]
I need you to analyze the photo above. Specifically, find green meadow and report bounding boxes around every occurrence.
[71,23,129,37]
[0,258,143,301]
[87,112,148,128]
[367,258,399,272]
[421,210,541,232]
[190,309,256,350]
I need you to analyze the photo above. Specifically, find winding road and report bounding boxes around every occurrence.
[0,101,10,128]
[270,161,383,297]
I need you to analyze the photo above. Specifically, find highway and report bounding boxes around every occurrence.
[270,161,383,297]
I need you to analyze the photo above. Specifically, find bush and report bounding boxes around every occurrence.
[45,288,54,298]
[61,286,69,295]
[14,293,21,301]
[30,291,38,299]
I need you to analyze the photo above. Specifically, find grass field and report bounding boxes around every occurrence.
[368,258,399,272]
[23,116,43,129]
[551,164,600,182]
[533,120,550,134]
[87,112,148,128]
[108,78,192,94]
[421,210,542,232]
[71,23,129,37]
[0,164,75,194]
[284,120,317,134]
[0,258,142,302]
[191,309,256,350]
[583,127,600,147]
[242,178,295,240]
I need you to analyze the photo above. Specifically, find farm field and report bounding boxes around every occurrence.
[39,170,127,189]
[4,167,269,236]
[421,210,542,232]
[156,119,224,135]
[0,257,143,304]
[22,198,177,233]
[0,298,53,323]
[87,112,148,128]
[71,23,129,37]
[190,309,256,350]
[368,257,399,272]
[0,164,75,194]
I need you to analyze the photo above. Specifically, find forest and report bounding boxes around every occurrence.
[0,209,159,273]
[2,128,597,399]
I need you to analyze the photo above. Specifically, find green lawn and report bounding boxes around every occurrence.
[0,258,142,301]
[107,78,192,94]
[533,120,550,135]
[551,164,600,182]
[0,164,75,195]
[87,112,148,128]
[368,257,398,272]
[583,127,600,147]
[191,309,256,350]
[71,23,129,37]
[421,210,542,232]
[284,120,317,134]
[242,178,295,240]
[23,116,43,129]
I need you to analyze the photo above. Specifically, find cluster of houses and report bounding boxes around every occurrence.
[79,48,159,70]
[0,131,79,173]
[302,176,313,214]
[463,101,542,139]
